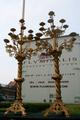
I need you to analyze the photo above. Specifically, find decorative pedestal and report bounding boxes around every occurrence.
[43,99,69,117]
[5,100,26,116]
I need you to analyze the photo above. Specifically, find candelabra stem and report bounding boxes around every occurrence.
[5,56,27,116]
[43,38,69,117]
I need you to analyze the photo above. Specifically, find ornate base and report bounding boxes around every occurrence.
[43,99,69,117]
[4,100,27,116]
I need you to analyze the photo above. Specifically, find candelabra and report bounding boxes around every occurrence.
[34,11,76,117]
[3,0,39,116]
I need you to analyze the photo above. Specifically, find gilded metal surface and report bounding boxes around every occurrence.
[43,99,69,117]
[5,100,26,116]
[43,48,69,117]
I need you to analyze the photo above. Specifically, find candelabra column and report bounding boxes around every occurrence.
[43,37,69,117]
[16,62,23,100]
[53,53,62,100]
[5,53,27,116]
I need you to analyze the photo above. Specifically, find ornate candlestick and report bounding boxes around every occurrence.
[35,11,76,117]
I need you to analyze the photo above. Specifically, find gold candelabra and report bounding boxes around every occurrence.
[3,0,39,116]
[34,11,76,117]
